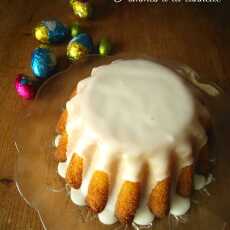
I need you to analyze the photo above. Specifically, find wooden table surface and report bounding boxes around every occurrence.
[0,0,230,229]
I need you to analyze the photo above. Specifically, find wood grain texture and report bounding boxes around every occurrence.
[0,0,229,229]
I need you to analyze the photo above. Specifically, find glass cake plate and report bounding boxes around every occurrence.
[14,54,230,230]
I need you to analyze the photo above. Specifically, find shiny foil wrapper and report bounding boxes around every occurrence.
[98,38,112,56]
[34,20,68,44]
[67,33,93,61]
[31,46,57,78]
[71,0,92,18]
[69,22,82,38]
[15,74,36,100]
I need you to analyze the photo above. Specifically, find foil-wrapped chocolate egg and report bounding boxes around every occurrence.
[15,74,37,100]
[70,0,92,19]
[98,38,112,56]
[67,33,93,61]
[31,46,57,78]
[34,20,68,44]
[69,22,82,37]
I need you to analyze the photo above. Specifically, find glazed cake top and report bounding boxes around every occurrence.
[66,59,198,156]
[58,59,209,226]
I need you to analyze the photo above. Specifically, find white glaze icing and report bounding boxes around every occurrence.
[193,174,213,190]
[98,209,118,225]
[71,188,86,206]
[133,194,154,226]
[133,206,154,226]
[80,59,194,155]
[54,134,61,147]
[170,194,190,216]
[55,59,210,226]
[97,159,126,225]
[57,162,67,178]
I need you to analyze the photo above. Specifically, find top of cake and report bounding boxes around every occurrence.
[66,59,203,158]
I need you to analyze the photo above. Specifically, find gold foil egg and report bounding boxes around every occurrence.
[67,33,93,61]
[33,20,68,44]
[70,0,92,19]
[34,23,49,43]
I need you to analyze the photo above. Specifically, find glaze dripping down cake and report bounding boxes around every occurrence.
[54,59,212,226]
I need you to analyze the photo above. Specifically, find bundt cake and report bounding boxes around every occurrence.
[54,59,212,226]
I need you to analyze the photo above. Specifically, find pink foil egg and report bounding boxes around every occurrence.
[15,74,36,100]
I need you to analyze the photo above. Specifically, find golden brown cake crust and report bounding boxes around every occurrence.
[54,132,68,162]
[66,153,83,189]
[70,89,77,99]
[56,110,67,134]
[56,88,77,134]
[148,178,171,218]
[87,171,109,213]
[116,181,141,224]
[55,89,77,161]
[177,165,193,197]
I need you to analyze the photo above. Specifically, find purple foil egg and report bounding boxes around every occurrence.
[15,74,36,100]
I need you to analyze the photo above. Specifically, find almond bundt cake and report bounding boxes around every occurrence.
[54,59,212,226]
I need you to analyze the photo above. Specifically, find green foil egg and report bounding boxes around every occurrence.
[98,38,112,56]
[69,23,82,37]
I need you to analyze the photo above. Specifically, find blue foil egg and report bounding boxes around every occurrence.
[67,33,93,61]
[31,46,57,78]
[34,20,68,44]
